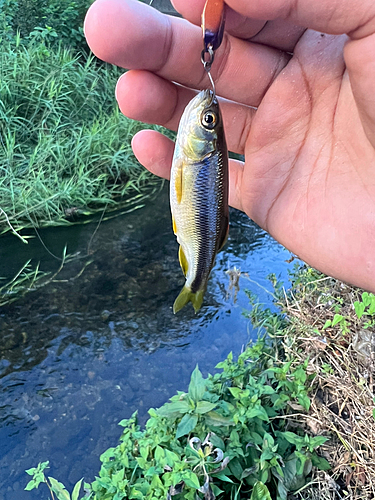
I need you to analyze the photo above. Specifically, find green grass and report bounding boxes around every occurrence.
[0,37,165,236]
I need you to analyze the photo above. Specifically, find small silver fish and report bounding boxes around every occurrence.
[170,89,229,313]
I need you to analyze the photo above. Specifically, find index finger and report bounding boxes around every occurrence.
[84,0,290,107]
[223,0,375,39]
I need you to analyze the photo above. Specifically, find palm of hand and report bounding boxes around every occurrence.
[241,30,375,284]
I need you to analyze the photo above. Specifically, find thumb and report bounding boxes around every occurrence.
[344,33,375,149]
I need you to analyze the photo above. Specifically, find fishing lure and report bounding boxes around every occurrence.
[201,0,225,58]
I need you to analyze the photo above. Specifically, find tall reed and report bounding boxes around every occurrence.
[0,39,164,235]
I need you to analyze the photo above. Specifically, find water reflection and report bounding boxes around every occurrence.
[0,186,294,499]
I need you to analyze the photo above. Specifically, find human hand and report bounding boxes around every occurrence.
[84,0,375,291]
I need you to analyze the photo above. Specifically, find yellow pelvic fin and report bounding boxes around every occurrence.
[173,286,205,314]
[172,216,177,235]
[178,245,188,277]
[174,160,183,204]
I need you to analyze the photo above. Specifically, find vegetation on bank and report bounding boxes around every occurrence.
[23,266,375,499]
[0,0,168,240]
[0,0,91,51]
[0,0,167,302]
[0,36,164,238]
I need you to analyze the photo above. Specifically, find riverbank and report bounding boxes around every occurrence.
[269,266,375,499]
[22,264,375,499]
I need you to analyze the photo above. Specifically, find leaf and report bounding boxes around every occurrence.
[154,445,165,464]
[229,387,242,398]
[165,449,179,467]
[188,365,206,403]
[209,433,225,450]
[361,292,371,307]
[145,466,157,477]
[331,314,343,326]
[311,455,331,471]
[157,400,190,417]
[250,481,272,500]
[195,401,217,414]
[309,436,328,449]
[72,479,83,500]
[204,411,232,427]
[211,472,234,483]
[25,468,37,476]
[181,470,201,489]
[114,493,126,500]
[100,447,116,461]
[241,467,257,480]
[211,484,224,497]
[280,455,306,491]
[25,480,36,491]
[282,432,302,447]
[176,413,198,439]
[246,406,269,421]
[277,479,288,500]
[112,468,125,486]
[354,301,366,319]
[368,295,375,314]
[297,393,311,411]
[25,461,49,477]
[49,477,71,500]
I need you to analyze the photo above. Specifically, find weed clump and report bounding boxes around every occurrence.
[261,267,375,499]
[25,339,330,499]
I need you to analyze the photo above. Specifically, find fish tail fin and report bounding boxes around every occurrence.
[173,286,205,314]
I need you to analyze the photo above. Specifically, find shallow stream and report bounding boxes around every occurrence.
[0,186,295,499]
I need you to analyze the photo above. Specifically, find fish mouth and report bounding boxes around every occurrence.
[203,89,216,106]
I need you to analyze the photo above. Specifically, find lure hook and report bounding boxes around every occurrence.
[200,45,215,95]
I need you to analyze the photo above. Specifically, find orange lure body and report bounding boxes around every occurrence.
[201,0,225,52]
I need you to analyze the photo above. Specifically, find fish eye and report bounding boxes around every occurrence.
[201,110,218,130]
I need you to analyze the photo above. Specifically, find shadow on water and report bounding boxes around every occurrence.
[0,186,296,499]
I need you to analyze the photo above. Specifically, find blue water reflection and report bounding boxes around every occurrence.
[0,186,296,499]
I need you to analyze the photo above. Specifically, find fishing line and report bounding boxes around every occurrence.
[86,203,107,255]
[31,223,65,261]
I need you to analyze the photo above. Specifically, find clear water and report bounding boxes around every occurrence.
[0,186,295,499]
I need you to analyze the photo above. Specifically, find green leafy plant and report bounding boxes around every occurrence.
[354,292,375,328]
[0,0,92,51]
[25,461,84,500]
[26,340,330,500]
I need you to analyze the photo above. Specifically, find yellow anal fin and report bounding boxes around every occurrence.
[174,160,183,204]
[178,245,188,276]
[173,286,205,314]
